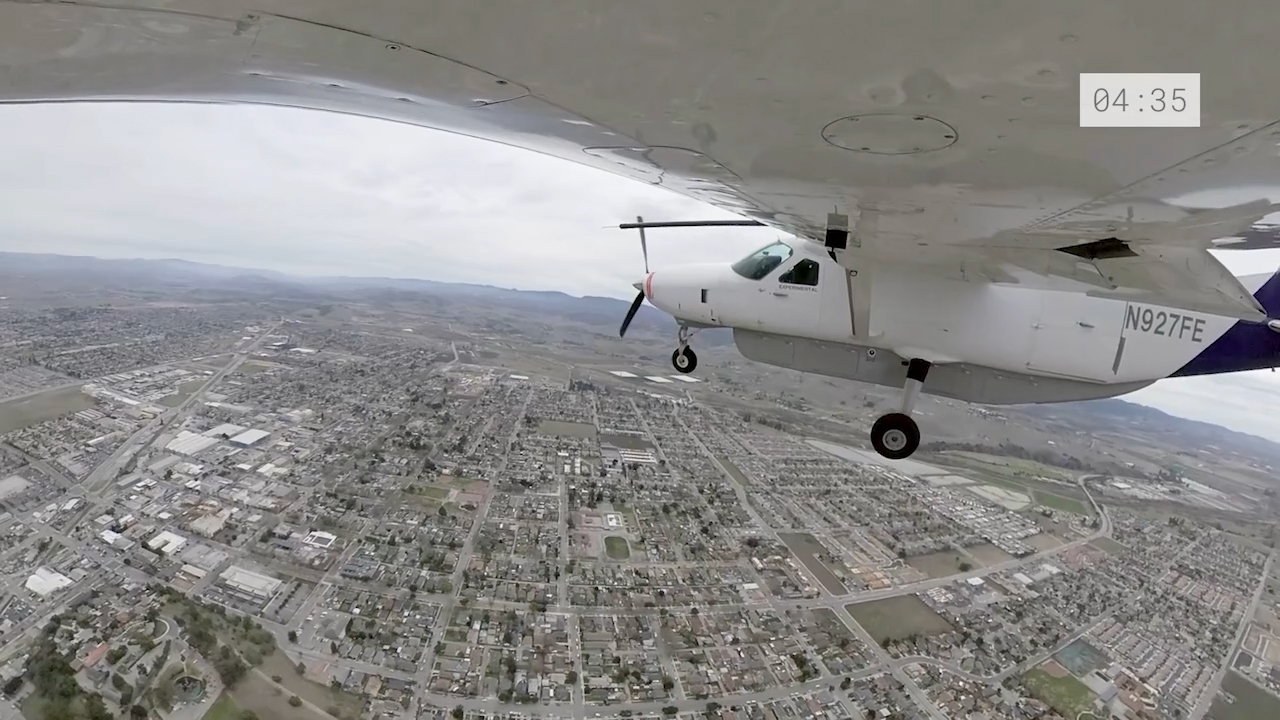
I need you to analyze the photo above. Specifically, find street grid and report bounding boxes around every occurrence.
[0,313,1273,720]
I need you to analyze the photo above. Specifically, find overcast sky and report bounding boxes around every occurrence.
[2,102,1280,441]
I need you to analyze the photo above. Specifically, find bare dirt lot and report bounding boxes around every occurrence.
[779,532,848,594]
[847,596,954,643]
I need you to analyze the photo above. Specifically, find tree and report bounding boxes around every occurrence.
[566,670,578,684]
[2,676,23,697]
[152,679,175,708]
[130,705,148,720]
[662,706,678,717]
[661,675,674,692]
[958,562,973,572]
[451,706,464,720]
[287,630,298,643]
[288,696,302,708]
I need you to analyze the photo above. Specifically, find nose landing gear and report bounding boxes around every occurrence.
[869,358,931,460]
[671,326,698,374]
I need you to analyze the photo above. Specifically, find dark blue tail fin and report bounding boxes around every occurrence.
[1174,270,1280,377]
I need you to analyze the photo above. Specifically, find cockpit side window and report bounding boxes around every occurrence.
[779,259,820,286]
[730,241,794,280]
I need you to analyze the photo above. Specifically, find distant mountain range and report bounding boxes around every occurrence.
[3,250,1278,459]
[1021,397,1280,467]
[0,250,723,341]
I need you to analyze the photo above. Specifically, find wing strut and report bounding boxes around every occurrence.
[618,219,765,230]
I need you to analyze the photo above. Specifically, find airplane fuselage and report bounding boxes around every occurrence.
[645,242,1280,406]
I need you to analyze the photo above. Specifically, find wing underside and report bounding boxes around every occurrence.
[942,200,1280,321]
[3,0,1280,325]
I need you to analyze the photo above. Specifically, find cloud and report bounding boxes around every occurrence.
[0,103,776,298]
[3,101,1280,441]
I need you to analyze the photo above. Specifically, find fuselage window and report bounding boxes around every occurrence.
[779,259,820,286]
[730,241,794,280]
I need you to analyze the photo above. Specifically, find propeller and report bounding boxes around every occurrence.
[637,215,650,274]
[619,215,650,338]
[619,284,646,338]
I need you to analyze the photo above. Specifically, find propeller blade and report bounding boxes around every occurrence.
[619,290,645,338]
[636,215,650,274]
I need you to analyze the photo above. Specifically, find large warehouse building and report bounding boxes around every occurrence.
[217,565,282,603]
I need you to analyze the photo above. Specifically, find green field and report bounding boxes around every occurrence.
[0,385,93,434]
[968,543,1015,565]
[907,550,973,579]
[1035,491,1089,515]
[414,485,452,500]
[159,378,207,408]
[604,536,630,560]
[538,420,597,439]
[237,362,274,375]
[847,596,953,644]
[1024,665,1096,718]
[1089,538,1126,556]
[949,451,1071,481]
[963,472,1031,493]
[201,693,241,720]
[717,457,751,485]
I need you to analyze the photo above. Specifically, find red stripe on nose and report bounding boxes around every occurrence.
[645,272,654,300]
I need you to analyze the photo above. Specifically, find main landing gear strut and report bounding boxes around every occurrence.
[870,358,931,461]
[672,325,698,374]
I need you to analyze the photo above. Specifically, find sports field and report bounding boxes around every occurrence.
[1024,662,1096,718]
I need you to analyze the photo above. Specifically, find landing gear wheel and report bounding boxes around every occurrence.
[672,347,698,374]
[870,412,920,460]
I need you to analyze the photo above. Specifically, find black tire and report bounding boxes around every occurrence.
[672,347,698,374]
[870,412,920,460]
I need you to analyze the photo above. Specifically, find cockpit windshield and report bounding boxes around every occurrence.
[730,241,793,280]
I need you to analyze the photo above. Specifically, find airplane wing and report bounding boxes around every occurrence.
[4,0,1280,323]
[963,199,1280,321]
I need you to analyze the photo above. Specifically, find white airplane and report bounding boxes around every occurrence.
[6,1,1280,459]
[617,226,1280,459]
